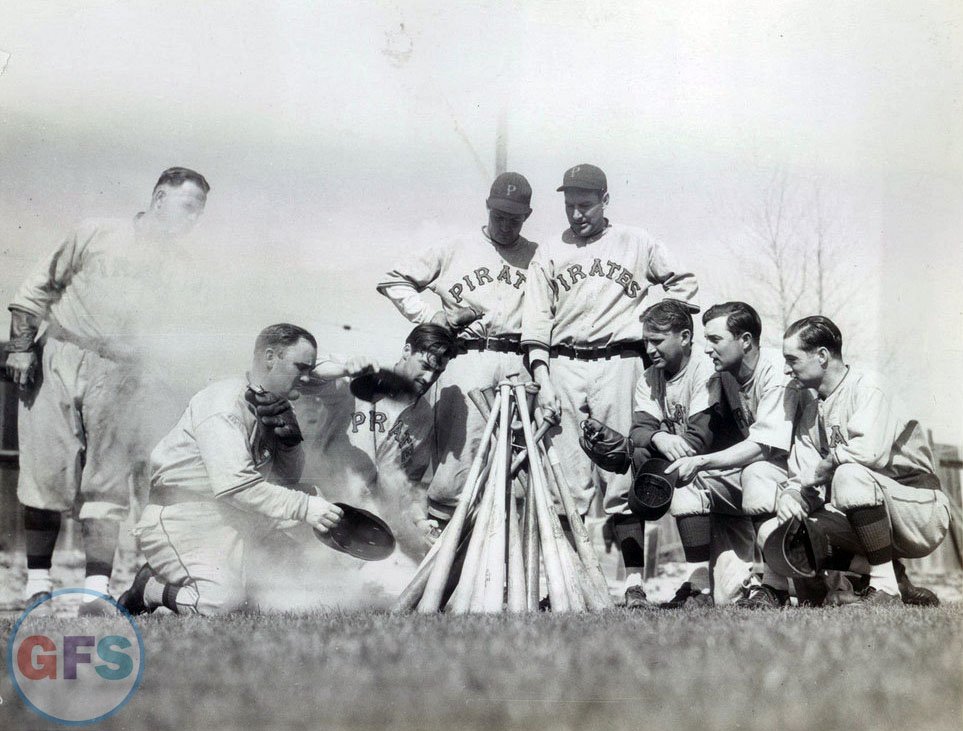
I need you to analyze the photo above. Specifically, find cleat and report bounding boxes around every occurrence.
[78,597,117,617]
[624,585,657,610]
[659,581,713,609]
[118,563,156,616]
[844,586,902,608]
[893,559,940,607]
[735,583,790,609]
[793,576,830,607]
[538,595,551,612]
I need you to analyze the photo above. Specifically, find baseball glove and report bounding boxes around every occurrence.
[313,502,396,561]
[349,369,420,403]
[244,388,303,447]
[579,418,632,474]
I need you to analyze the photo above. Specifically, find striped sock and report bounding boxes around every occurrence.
[676,515,711,563]
[846,505,893,565]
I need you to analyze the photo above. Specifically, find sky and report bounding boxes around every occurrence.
[1,1,961,442]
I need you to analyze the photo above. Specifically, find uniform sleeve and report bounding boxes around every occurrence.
[787,402,823,488]
[629,371,664,448]
[682,409,713,453]
[9,222,95,317]
[747,385,799,453]
[270,443,305,486]
[520,249,556,350]
[830,385,900,471]
[644,238,699,311]
[377,244,446,323]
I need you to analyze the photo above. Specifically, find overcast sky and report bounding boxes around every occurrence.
[1,2,960,442]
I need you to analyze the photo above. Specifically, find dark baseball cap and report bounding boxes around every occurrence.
[627,458,677,521]
[762,517,830,579]
[557,163,607,192]
[487,172,532,215]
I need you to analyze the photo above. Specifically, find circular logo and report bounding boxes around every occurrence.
[6,589,145,726]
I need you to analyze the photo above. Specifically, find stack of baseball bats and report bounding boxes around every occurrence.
[395,375,613,613]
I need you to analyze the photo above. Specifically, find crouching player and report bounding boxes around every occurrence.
[119,324,343,616]
[664,302,808,607]
[755,316,950,607]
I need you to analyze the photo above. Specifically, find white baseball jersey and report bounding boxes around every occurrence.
[521,223,699,350]
[10,217,186,342]
[377,228,538,340]
[295,372,435,515]
[709,348,807,453]
[634,353,716,436]
[789,367,939,487]
[149,378,309,521]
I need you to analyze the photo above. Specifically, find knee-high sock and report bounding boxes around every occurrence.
[611,515,645,587]
[845,505,892,565]
[676,515,711,563]
[24,506,61,570]
[81,518,120,578]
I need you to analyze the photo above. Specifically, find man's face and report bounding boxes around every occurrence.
[487,207,530,246]
[782,334,824,388]
[150,181,207,237]
[703,316,746,373]
[564,188,608,238]
[397,346,449,396]
[262,338,317,399]
[643,325,690,373]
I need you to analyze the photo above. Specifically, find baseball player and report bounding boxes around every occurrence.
[4,167,209,616]
[119,324,344,616]
[662,302,808,607]
[751,316,950,607]
[293,323,460,559]
[376,172,538,523]
[521,164,699,606]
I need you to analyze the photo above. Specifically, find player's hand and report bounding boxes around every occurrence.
[666,454,706,483]
[343,356,379,379]
[801,457,835,488]
[415,517,441,546]
[304,496,344,533]
[532,375,561,425]
[651,432,696,462]
[776,489,809,524]
[5,350,38,388]
[432,307,481,331]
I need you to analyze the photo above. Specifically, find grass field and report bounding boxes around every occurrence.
[2,602,961,731]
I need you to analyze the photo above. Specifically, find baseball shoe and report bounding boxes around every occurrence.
[893,559,940,607]
[624,585,658,610]
[792,576,830,607]
[78,596,117,617]
[843,586,902,608]
[22,591,53,615]
[659,581,714,609]
[118,563,156,616]
[735,584,790,609]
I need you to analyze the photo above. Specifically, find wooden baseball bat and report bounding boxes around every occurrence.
[513,381,572,612]
[468,387,552,478]
[449,452,500,613]
[521,469,540,610]
[417,391,503,613]
[541,441,614,609]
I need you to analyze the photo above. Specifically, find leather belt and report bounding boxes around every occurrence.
[550,342,646,361]
[459,337,523,355]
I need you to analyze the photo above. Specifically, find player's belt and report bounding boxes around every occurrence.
[550,342,646,361]
[459,336,523,355]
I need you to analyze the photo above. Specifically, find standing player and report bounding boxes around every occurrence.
[522,163,699,606]
[4,167,209,615]
[377,173,537,523]
[119,324,344,616]
[663,302,807,606]
[294,324,460,559]
[756,316,950,606]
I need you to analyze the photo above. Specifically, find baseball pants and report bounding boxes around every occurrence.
[17,336,139,521]
[544,355,643,517]
[426,349,525,518]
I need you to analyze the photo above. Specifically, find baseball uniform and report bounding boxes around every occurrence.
[377,229,537,518]
[781,367,949,559]
[522,222,699,515]
[134,378,313,615]
[294,359,436,555]
[10,216,186,521]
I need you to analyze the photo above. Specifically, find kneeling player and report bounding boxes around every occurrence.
[119,324,343,616]
[754,316,950,607]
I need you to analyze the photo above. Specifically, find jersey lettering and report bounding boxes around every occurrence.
[496,265,513,284]
[462,275,477,292]
[588,258,605,277]
[567,264,587,282]
[512,270,526,289]
[474,267,493,285]
[448,282,464,304]
[370,410,387,433]
[605,260,621,279]
[829,425,848,448]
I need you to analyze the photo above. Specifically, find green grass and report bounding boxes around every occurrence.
[2,604,961,731]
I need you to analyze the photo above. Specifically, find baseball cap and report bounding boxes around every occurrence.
[487,172,532,215]
[557,163,607,192]
[762,517,830,579]
[627,457,677,521]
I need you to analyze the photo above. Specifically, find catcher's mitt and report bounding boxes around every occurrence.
[244,387,303,447]
[627,458,678,521]
[313,503,396,561]
[350,369,420,403]
[579,418,632,474]
[762,517,829,579]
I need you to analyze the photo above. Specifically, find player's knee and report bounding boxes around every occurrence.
[741,463,779,516]
[669,484,707,518]
[830,463,879,511]
[194,579,246,616]
[754,516,781,552]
